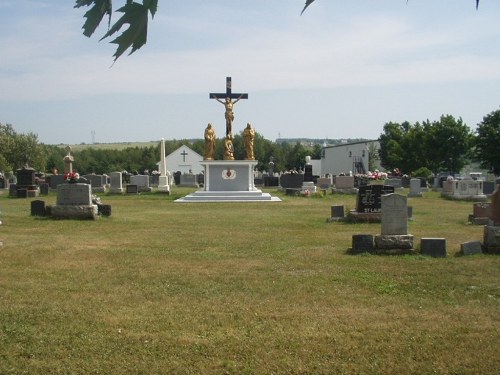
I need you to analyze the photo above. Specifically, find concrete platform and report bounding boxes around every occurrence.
[175,190,281,202]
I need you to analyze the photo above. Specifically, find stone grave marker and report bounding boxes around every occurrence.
[420,238,447,257]
[280,174,304,190]
[408,178,423,197]
[385,178,402,189]
[316,177,333,190]
[452,179,486,201]
[126,184,139,194]
[461,241,482,256]
[356,185,395,213]
[50,183,97,219]
[483,181,495,195]
[83,174,106,193]
[381,194,408,235]
[31,200,47,216]
[130,175,152,192]
[335,176,355,190]
[178,173,198,188]
[374,194,414,255]
[109,172,124,194]
[483,187,500,253]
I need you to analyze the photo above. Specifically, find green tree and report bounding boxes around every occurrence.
[423,115,473,174]
[0,123,47,172]
[473,108,500,175]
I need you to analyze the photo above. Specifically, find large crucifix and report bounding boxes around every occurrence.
[209,77,248,138]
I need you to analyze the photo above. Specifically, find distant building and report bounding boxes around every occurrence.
[164,145,203,174]
[321,140,380,176]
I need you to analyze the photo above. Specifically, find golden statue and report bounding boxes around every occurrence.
[243,123,255,160]
[204,123,216,160]
[214,95,244,138]
[223,135,235,160]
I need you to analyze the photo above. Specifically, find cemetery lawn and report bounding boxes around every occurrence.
[0,189,499,374]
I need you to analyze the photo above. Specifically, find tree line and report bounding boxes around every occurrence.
[0,125,322,176]
[2,107,499,177]
[379,108,500,177]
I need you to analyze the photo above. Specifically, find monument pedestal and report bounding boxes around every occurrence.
[175,160,281,202]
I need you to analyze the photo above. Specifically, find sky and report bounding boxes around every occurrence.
[1,0,499,145]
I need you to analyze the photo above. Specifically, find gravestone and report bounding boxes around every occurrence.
[483,187,500,253]
[280,174,304,189]
[31,200,47,216]
[351,234,374,254]
[401,176,410,188]
[109,172,124,193]
[374,194,414,255]
[50,183,98,220]
[385,178,402,189]
[15,167,39,197]
[381,194,408,235]
[83,174,106,193]
[461,241,483,256]
[327,205,345,223]
[356,185,395,213]
[47,175,65,190]
[335,176,355,189]
[420,238,447,257]
[264,176,279,187]
[39,183,49,195]
[0,175,7,189]
[126,184,138,194]
[177,173,198,188]
[469,202,491,225]
[9,184,17,197]
[304,164,313,183]
[408,178,423,198]
[316,177,333,190]
[451,179,486,201]
[483,181,495,195]
[130,175,152,192]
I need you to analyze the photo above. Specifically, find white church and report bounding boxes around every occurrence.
[163,145,203,174]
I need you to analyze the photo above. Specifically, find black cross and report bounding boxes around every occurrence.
[209,77,248,101]
[180,150,188,162]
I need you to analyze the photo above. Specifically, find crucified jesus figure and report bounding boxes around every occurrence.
[213,95,244,137]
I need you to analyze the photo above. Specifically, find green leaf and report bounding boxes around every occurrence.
[100,2,150,61]
[74,0,113,38]
[301,0,315,16]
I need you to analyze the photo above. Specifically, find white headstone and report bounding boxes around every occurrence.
[381,193,408,235]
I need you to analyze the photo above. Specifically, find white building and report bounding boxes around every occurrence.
[164,145,203,174]
[321,140,380,176]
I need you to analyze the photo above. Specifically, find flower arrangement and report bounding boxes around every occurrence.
[64,171,80,183]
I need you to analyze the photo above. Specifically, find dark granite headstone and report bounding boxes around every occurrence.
[351,234,374,254]
[17,188,28,198]
[483,181,495,195]
[280,174,304,189]
[304,165,313,182]
[356,185,395,213]
[97,204,112,216]
[16,168,36,187]
[173,171,181,185]
[331,205,345,218]
[264,176,279,187]
[31,200,47,216]
[126,184,138,194]
[39,183,49,195]
[0,176,5,189]
[420,238,447,257]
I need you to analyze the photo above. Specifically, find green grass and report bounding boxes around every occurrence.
[0,189,499,374]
